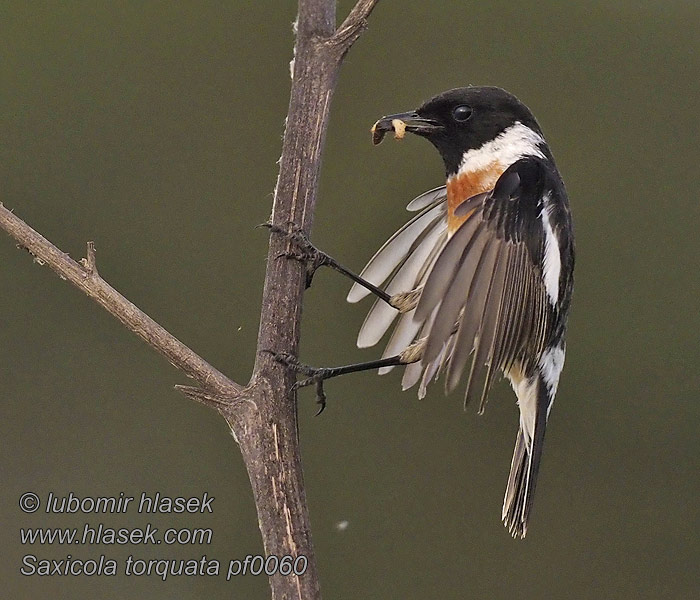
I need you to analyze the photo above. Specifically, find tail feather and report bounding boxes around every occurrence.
[502,375,549,538]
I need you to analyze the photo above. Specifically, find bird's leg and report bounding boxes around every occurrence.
[264,222,418,311]
[265,222,375,291]
[269,339,425,414]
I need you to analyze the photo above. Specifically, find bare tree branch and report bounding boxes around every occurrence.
[1,0,381,598]
[0,203,239,398]
[333,0,381,50]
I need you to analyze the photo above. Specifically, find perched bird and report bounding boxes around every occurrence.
[276,86,574,538]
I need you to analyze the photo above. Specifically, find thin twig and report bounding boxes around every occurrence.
[83,240,98,275]
[332,0,381,49]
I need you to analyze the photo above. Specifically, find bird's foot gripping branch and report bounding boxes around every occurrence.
[268,351,404,415]
[266,222,394,304]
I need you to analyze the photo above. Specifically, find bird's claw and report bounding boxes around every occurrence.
[292,378,328,415]
[258,220,295,234]
[268,351,329,414]
[264,223,329,288]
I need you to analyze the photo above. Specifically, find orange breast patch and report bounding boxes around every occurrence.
[446,162,505,235]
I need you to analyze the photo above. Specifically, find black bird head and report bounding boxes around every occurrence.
[372,86,543,176]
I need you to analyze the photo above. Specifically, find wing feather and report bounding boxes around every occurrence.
[414,215,482,322]
[357,213,446,347]
[377,309,421,374]
[422,224,489,365]
[464,245,506,411]
[347,201,444,303]
[474,244,510,412]
[401,359,424,390]
[445,239,499,392]
[406,185,447,211]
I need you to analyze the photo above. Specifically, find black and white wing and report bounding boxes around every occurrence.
[414,157,564,410]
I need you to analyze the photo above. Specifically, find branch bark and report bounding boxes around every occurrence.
[0,1,380,598]
[242,2,380,598]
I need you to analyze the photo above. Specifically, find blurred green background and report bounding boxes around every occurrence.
[2,1,698,598]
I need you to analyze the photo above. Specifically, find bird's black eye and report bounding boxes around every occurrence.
[452,105,473,122]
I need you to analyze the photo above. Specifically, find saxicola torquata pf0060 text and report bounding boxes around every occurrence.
[274,86,575,538]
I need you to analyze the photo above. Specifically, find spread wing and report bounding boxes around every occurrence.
[347,188,448,352]
[414,157,558,410]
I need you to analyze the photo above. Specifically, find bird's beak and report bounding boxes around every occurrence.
[371,112,442,145]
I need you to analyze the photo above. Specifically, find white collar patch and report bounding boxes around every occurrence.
[456,122,545,175]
